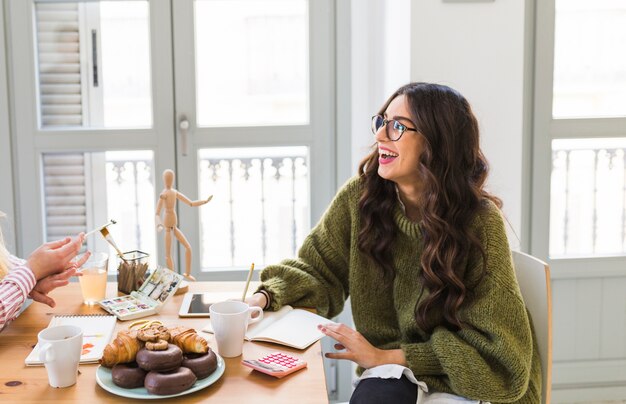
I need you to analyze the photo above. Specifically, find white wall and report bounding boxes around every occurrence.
[0,0,17,251]
[410,0,527,248]
[349,0,411,176]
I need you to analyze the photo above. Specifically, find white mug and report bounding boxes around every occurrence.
[38,325,83,388]
[209,300,263,358]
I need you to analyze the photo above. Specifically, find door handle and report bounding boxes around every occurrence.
[179,116,190,156]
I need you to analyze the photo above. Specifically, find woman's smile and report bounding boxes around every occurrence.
[378,146,398,165]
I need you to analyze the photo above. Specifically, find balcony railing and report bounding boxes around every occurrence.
[551,143,626,257]
[199,149,309,269]
[43,149,308,271]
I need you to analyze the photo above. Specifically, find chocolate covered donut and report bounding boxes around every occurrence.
[144,367,197,395]
[111,362,147,388]
[182,349,218,379]
[136,344,183,372]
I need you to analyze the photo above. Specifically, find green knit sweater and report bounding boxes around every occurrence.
[258,177,542,403]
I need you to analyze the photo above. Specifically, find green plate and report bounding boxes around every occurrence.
[96,354,225,399]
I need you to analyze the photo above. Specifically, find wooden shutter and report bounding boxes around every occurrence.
[43,153,88,241]
[36,4,88,241]
[35,3,83,127]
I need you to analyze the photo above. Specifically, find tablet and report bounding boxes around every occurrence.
[178,292,237,317]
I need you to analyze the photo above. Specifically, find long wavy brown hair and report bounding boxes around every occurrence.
[357,82,502,333]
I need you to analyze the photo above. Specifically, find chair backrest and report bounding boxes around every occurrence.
[512,251,552,404]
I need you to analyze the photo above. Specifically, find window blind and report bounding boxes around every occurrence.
[35,3,83,127]
[43,153,88,241]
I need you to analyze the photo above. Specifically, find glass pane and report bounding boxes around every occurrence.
[35,1,152,129]
[553,0,626,118]
[42,150,157,272]
[198,147,309,269]
[195,0,309,127]
[550,138,626,258]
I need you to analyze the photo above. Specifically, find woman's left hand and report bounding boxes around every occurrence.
[318,323,385,369]
[30,251,90,307]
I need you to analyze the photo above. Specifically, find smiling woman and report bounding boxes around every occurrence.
[247,82,542,404]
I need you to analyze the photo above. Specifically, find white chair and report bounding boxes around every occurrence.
[512,251,552,404]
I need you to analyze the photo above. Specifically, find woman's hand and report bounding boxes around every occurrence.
[319,323,408,369]
[27,233,85,280]
[245,292,267,310]
[318,323,387,369]
[30,250,90,308]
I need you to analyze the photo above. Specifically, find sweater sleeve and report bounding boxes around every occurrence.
[258,178,357,319]
[0,256,36,332]
[400,205,533,403]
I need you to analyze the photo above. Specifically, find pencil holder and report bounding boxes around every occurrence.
[116,250,150,294]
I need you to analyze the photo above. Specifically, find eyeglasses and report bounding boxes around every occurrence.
[371,115,418,141]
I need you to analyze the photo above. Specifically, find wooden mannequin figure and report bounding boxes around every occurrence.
[155,169,212,281]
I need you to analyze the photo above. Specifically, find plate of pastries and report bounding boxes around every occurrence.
[96,320,224,399]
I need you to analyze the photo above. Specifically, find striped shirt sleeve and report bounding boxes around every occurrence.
[0,255,36,332]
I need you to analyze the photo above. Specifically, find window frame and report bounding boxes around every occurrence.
[171,0,336,280]
[6,0,176,258]
[531,0,626,278]
[6,0,337,281]
[0,0,17,252]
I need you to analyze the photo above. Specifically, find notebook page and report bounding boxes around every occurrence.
[248,309,329,350]
[244,305,293,340]
[25,314,117,366]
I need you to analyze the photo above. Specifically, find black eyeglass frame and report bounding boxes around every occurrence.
[371,114,418,141]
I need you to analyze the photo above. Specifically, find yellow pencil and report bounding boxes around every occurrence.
[242,263,255,302]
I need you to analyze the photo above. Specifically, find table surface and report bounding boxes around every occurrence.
[0,282,328,403]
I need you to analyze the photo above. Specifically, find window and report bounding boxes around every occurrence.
[35,1,152,129]
[9,0,335,278]
[546,0,626,258]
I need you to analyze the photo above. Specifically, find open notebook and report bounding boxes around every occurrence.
[202,305,331,350]
[25,314,117,366]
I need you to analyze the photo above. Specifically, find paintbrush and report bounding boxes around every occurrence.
[99,226,128,262]
[85,219,117,238]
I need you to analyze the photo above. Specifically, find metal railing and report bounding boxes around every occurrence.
[199,154,309,268]
[551,146,626,256]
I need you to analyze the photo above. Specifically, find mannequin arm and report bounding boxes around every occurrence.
[155,196,164,231]
[177,192,212,207]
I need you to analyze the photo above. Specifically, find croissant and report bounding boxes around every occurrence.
[169,326,208,354]
[100,330,144,368]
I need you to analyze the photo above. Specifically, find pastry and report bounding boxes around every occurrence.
[100,330,144,368]
[144,367,197,395]
[136,344,183,372]
[182,349,218,379]
[111,362,147,389]
[146,339,169,351]
[137,324,171,343]
[169,326,208,354]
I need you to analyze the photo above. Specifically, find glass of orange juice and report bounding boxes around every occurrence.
[78,252,108,305]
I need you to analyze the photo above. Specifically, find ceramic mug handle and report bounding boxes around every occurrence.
[248,306,264,325]
[38,343,54,363]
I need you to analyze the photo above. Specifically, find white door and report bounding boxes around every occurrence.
[533,0,626,399]
[6,0,335,280]
[172,0,335,280]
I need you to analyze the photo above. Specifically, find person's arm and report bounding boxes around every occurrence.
[0,257,36,332]
[396,206,534,402]
[29,251,89,308]
[254,178,358,319]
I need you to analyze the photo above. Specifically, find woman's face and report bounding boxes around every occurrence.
[375,95,423,187]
